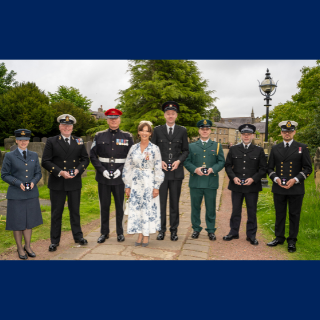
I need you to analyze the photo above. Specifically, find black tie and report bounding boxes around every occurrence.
[286,143,289,148]
[245,145,248,150]
[23,151,26,159]
[65,138,69,147]
[169,127,173,138]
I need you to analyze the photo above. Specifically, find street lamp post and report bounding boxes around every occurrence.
[258,69,278,188]
[258,69,278,142]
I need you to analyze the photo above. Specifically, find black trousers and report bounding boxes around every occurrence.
[159,179,182,233]
[230,191,259,238]
[98,183,124,236]
[273,193,304,243]
[50,189,83,244]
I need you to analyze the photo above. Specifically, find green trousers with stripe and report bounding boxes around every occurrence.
[190,188,217,233]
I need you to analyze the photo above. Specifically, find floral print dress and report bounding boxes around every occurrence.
[122,142,164,236]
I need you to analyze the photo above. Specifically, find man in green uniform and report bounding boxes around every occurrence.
[184,119,225,240]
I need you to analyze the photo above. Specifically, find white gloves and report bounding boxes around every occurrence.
[113,169,121,179]
[103,169,121,179]
[103,170,110,179]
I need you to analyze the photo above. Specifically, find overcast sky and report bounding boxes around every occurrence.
[2,60,317,119]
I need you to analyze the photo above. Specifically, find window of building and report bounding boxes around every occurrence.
[213,137,216,141]
[256,133,260,139]
[219,129,221,134]
[223,138,226,143]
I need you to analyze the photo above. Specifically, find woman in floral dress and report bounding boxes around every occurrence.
[122,121,164,246]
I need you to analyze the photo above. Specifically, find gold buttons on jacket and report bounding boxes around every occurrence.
[290,166,292,168]
[243,167,245,169]
[281,162,283,164]
[289,174,292,176]
[169,148,171,150]
[74,167,75,169]
[82,165,84,167]
[281,173,283,175]
[26,176,28,178]
[64,161,66,163]
[290,162,292,164]
[50,170,52,173]
[25,164,28,166]
[26,170,28,172]
[169,142,171,144]
[244,154,246,157]
[204,150,206,152]
[52,167,54,169]
[64,167,66,169]
[244,161,246,163]
[290,170,292,172]
[203,156,206,158]
[281,166,283,168]
[73,160,75,162]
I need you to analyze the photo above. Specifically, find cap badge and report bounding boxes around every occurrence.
[204,120,207,125]
[246,125,248,128]
[286,121,291,127]
[21,131,25,135]
[66,116,69,122]
[169,104,172,107]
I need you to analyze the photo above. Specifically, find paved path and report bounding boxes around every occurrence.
[50,169,225,260]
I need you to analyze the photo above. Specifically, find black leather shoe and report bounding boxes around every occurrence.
[157,232,165,240]
[17,250,28,260]
[97,234,109,243]
[191,231,200,239]
[171,232,178,241]
[288,243,296,253]
[117,234,125,242]
[267,239,284,247]
[246,237,259,245]
[208,233,216,241]
[75,238,88,245]
[24,246,36,257]
[223,234,239,241]
[49,243,59,252]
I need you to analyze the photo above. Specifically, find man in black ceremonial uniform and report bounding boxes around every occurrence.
[90,108,133,243]
[267,120,312,253]
[224,124,267,245]
[151,101,189,241]
[42,114,89,252]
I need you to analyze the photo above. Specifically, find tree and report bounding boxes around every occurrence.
[116,60,218,138]
[0,62,18,95]
[0,82,54,142]
[210,106,221,122]
[48,100,97,137]
[266,60,320,156]
[48,85,93,112]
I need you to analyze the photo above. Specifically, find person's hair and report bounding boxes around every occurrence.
[138,122,153,137]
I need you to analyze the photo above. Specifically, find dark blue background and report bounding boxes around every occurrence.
[1,0,319,317]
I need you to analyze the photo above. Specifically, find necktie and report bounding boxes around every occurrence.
[245,145,248,150]
[286,143,289,148]
[23,151,26,159]
[169,127,173,137]
[203,142,206,147]
[65,138,69,147]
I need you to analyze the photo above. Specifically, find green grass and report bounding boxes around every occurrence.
[0,162,115,254]
[0,146,5,151]
[257,166,320,260]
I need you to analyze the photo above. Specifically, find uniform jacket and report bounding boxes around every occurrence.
[225,143,267,193]
[90,128,134,185]
[268,140,312,195]
[41,135,89,191]
[1,149,42,200]
[184,139,225,189]
[151,124,189,180]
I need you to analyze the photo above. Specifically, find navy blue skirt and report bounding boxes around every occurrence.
[6,197,43,231]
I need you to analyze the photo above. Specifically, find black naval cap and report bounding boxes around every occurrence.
[162,101,180,113]
[14,129,31,140]
[278,120,298,131]
[239,124,256,134]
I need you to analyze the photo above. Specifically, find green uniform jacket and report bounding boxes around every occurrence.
[184,139,225,189]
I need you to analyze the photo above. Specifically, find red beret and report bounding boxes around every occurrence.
[105,108,123,118]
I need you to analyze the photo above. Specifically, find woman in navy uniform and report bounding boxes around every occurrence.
[1,129,43,259]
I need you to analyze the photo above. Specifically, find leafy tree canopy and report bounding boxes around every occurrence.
[0,62,18,95]
[48,100,97,137]
[0,82,54,142]
[266,60,320,156]
[48,85,93,112]
[116,60,218,138]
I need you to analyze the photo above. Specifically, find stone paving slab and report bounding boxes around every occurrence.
[181,250,208,259]
[132,247,176,260]
[91,245,126,255]
[51,247,92,260]
[178,256,205,260]
[183,244,210,253]
[82,254,136,260]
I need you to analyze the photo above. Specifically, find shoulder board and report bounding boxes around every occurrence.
[95,129,108,135]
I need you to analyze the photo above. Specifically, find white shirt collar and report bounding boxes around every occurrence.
[242,142,251,148]
[200,139,210,143]
[61,134,71,143]
[166,123,175,133]
[283,139,293,147]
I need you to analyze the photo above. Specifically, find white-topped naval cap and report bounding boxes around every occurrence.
[278,120,298,128]
[57,114,77,124]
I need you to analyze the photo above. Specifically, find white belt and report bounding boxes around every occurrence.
[99,157,126,163]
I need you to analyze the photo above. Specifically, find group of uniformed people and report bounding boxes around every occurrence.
[1,100,313,259]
